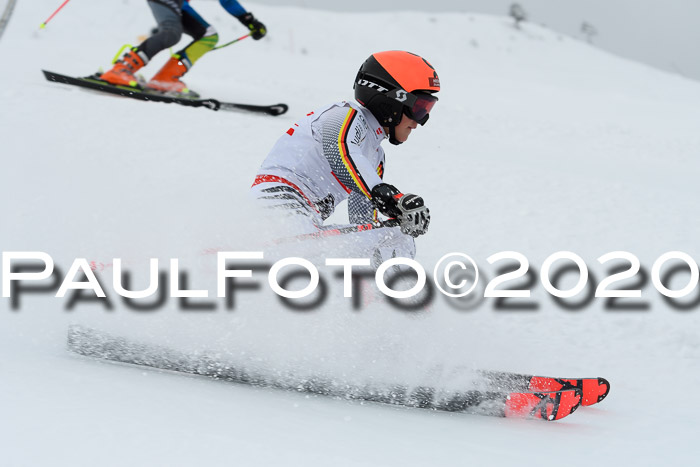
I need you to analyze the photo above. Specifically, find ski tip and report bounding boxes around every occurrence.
[560,388,583,420]
[527,375,612,407]
[270,103,288,116]
[202,99,221,111]
[545,388,582,421]
[577,376,611,406]
[504,388,582,421]
[593,377,611,405]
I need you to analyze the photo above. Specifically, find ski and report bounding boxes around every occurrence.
[66,325,581,421]
[477,369,610,407]
[42,70,288,116]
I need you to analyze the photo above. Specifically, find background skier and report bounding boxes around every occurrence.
[99,0,266,94]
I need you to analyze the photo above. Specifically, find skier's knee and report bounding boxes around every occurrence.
[157,22,183,48]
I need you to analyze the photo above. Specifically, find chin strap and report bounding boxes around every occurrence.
[388,125,403,145]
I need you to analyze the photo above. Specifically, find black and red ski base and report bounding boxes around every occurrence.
[67,325,589,421]
[42,70,288,116]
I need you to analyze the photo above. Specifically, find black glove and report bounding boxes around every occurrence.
[371,183,430,238]
[238,12,266,40]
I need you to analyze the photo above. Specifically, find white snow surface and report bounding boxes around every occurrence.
[2,1,700,466]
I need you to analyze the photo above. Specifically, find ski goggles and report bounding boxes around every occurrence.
[404,92,438,125]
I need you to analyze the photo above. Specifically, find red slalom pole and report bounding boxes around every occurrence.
[40,0,72,29]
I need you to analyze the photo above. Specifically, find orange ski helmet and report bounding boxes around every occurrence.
[354,51,440,141]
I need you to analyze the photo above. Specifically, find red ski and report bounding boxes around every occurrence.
[478,370,610,407]
[67,325,583,421]
[504,388,582,420]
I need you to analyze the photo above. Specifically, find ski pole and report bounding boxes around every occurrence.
[40,0,72,29]
[212,33,251,50]
[275,219,400,244]
[200,220,400,253]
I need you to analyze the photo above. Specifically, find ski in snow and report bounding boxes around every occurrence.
[476,370,610,407]
[42,70,289,116]
[66,325,583,421]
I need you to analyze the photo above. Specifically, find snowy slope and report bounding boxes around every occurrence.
[2,1,700,466]
[254,0,700,82]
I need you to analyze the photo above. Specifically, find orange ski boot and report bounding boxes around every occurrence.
[146,56,197,96]
[100,49,147,87]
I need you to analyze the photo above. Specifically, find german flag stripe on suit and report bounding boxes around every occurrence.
[337,108,372,198]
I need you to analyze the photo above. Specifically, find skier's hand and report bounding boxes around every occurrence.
[396,193,430,237]
[371,183,403,218]
[371,183,430,237]
[238,13,267,40]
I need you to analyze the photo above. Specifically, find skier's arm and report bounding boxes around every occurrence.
[219,0,266,39]
[218,0,246,16]
[348,191,377,224]
[321,107,383,201]
[321,106,428,236]
[348,154,383,223]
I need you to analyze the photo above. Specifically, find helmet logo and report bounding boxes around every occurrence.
[395,90,408,102]
[357,79,388,93]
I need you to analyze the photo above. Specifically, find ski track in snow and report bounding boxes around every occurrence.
[2,1,700,466]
